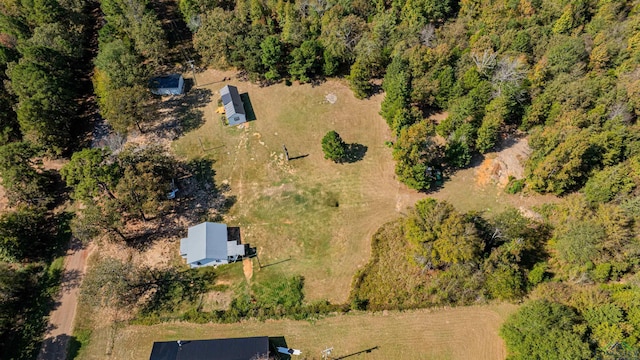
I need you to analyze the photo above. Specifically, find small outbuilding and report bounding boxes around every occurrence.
[220,85,246,126]
[149,336,269,360]
[180,222,247,268]
[149,74,185,95]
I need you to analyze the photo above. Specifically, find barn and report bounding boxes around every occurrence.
[220,85,247,126]
[149,74,185,95]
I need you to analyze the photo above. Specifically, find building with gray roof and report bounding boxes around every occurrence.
[220,85,246,126]
[149,74,185,95]
[149,336,269,360]
[180,222,247,268]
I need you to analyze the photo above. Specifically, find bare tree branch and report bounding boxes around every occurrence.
[471,49,497,76]
[419,24,436,48]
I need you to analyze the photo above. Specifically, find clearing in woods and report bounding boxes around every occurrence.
[173,69,424,303]
[74,70,552,360]
[77,303,517,360]
[172,69,551,303]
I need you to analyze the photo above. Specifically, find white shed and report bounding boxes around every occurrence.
[220,85,247,126]
[179,222,246,268]
[149,74,185,95]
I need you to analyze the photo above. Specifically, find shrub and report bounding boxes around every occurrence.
[527,262,549,286]
[506,177,525,194]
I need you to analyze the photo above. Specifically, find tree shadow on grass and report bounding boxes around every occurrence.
[150,85,212,139]
[181,108,205,133]
[343,143,368,163]
[334,346,380,359]
[39,334,81,360]
[240,93,257,121]
[125,158,237,250]
[67,334,84,360]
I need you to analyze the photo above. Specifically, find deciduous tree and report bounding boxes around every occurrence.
[393,120,441,190]
[500,300,592,360]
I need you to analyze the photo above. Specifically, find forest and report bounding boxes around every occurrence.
[186,1,640,354]
[1,0,640,359]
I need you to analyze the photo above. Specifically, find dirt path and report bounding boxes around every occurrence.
[37,239,90,360]
[242,258,253,282]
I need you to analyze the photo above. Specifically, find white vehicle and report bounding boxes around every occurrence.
[277,347,302,356]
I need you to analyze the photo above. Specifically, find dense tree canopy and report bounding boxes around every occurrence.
[185,0,640,196]
[500,300,592,360]
[62,145,178,240]
[0,141,51,206]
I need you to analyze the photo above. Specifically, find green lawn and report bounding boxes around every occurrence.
[173,71,422,303]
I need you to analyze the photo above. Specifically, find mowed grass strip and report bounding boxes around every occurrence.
[173,71,423,303]
[79,304,516,360]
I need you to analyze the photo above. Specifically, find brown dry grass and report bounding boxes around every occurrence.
[73,70,560,360]
[77,303,517,360]
[173,69,424,303]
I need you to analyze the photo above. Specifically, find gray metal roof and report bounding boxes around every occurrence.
[149,336,269,360]
[181,222,228,264]
[149,74,182,90]
[220,85,245,119]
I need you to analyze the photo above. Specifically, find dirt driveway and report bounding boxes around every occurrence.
[37,239,90,360]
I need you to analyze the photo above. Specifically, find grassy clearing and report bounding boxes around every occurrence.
[73,71,559,359]
[173,70,423,303]
[172,70,553,303]
[77,303,517,360]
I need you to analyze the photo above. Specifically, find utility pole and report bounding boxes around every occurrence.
[283,144,289,161]
[187,59,197,86]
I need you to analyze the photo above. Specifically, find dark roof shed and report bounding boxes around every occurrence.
[149,336,269,360]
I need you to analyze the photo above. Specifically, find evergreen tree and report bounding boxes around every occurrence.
[321,130,347,163]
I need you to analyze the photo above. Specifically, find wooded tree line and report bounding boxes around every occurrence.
[187,0,456,85]
[351,195,640,358]
[0,0,91,356]
[383,0,640,193]
[93,0,167,134]
[187,0,640,197]
[1,0,88,154]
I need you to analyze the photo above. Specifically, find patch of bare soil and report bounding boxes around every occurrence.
[475,135,531,188]
[138,238,177,270]
[428,111,449,123]
[242,258,253,281]
[41,158,68,171]
[0,185,8,214]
